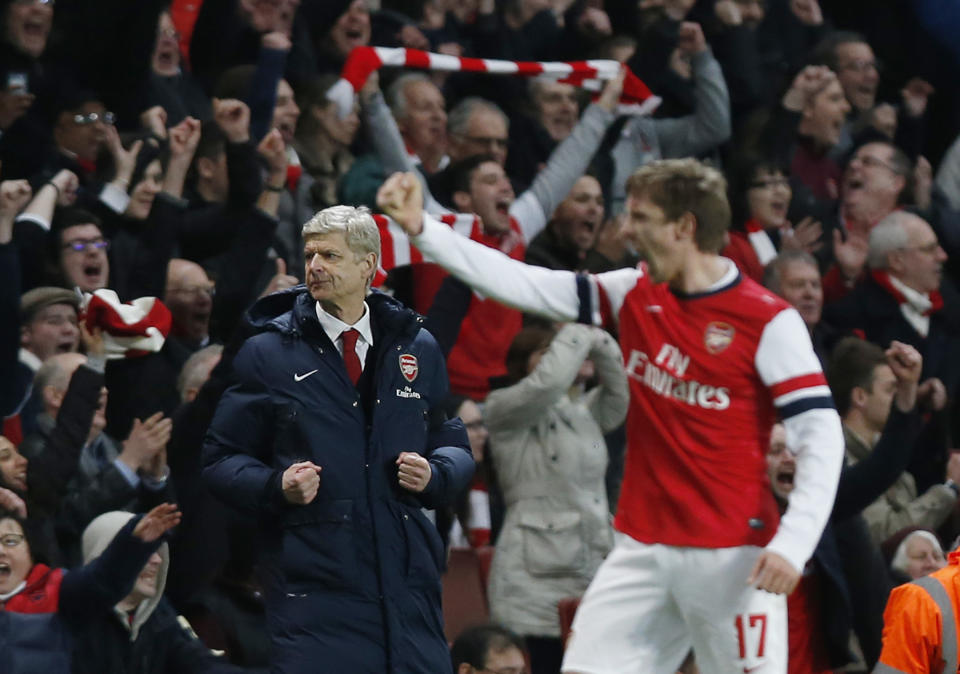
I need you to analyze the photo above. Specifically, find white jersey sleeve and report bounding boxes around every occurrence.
[414,214,581,320]
[413,214,645,325]
[754,308,844,573]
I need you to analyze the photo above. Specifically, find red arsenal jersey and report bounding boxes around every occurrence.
[583,266,832,549]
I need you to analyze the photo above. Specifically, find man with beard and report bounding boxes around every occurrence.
[378,160,843,673]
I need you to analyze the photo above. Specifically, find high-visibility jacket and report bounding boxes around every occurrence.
[874,550,960,674]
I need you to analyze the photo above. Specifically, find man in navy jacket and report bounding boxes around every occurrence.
[202,204,474,673]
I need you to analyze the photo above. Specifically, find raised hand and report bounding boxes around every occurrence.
[132,503,182,542]
[257,128,287,180]
[886,340,922,411]
[676,22,707,57]
[140,106,168,139]
[397,452,432,493]
[781,217,822,254]
[49,169,79,206]
[80,323,106,359]
[901,78,935,119]
[213,98,251,144]
[167,117,202,161]
[105,126,143,188]
[917,377,947,412]
[260,257,299,297]
[782,65,837,112]
[0,179,32,221]
[714,0,743,27]
[597,65,627,113]
[377,172,424,236]
[789,0,823,26]
[832,227,869,282]
[0,487,27,518]
[282,461,323,504]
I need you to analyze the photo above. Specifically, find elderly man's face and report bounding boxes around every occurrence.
[891,216,947,295]
[835,42,879,112]
[329,0,370,58]
[21,303,80,362]
[5,0,53,58]
[842,143,906,212]
[54,101,110,162]
[449,108,509,165]
[304,232,375,308]
[397,80,447,158]
[165,261,214,344]
[534,81,578,143]
[59,223,109,292]
[778,260,822,329]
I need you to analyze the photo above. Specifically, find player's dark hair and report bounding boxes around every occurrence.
[450,623,527,670]
[826,337,887,417]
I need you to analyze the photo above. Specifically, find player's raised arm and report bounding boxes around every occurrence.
[378,172,583,322]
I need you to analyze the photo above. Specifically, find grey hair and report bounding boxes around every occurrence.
[447,97,509,136]
[177,344,223,402]
[763,250,819,295]
[34,357,74,395]
[867,212,911,270]
[891,530,944,576]
[302,205,381,287]
[386,73,432,120]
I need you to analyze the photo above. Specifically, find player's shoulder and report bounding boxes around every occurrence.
[727,275,792,320]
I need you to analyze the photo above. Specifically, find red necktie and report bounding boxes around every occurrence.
[340,329,362,386]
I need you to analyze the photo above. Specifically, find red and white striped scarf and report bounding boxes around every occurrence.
[372,212,525,287]
[82,289,172,359]
[327,46,660,119]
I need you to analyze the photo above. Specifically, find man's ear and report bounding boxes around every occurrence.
[20,325,31,348]
[452,190,472,213]
[851,386,868,410]
[675,211,697,242]
[887,249,906,277]
[456,664,474,674]
[361,252,378,286]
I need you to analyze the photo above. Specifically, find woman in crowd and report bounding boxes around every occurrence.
[890,529,948,583]
[483,322,628,674]
[293,74,361,211]
[723,156,822,283]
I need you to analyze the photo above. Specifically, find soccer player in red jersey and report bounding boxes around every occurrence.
[378,160,843,674]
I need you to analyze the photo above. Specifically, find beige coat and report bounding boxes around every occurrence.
[484,324,628,637]
[844,426,956,544]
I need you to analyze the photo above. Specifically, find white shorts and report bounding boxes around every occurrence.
[562,534,787,674]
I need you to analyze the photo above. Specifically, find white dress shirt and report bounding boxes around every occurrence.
[315,301,374,370]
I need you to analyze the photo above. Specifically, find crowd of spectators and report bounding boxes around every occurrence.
[3,0,960,671]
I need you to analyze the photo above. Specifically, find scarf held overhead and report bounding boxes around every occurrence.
[327,46,660,119]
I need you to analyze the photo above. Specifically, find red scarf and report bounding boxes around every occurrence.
[871,270,943,315]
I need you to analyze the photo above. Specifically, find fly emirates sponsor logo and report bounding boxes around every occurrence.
[624,344,731,410]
